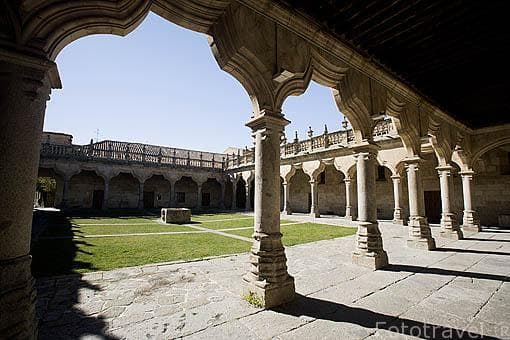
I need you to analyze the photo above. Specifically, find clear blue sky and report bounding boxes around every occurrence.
[45,12,345,153]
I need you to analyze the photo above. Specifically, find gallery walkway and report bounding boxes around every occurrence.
[36,224,510,339]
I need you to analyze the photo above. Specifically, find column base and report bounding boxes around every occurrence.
[462,224,481,233]
[407,216,436,250]
[440,213,463,240]
[0,255,37,339]
[310,211,320,218]
[282,209,292,215]
[243,232,295,308]
[352,222,388,270]
[242,275,295,309]
[352,250,389,270]
[344,215,353,221]
[392,219,404,225]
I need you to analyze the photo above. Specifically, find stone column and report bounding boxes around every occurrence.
[138,181,145,209]
[243,113,294,308]
[220,181,226,209]
[344,178,353,220]
[232,180,237,210]
[169,180,176,207]
[102,177,110,210]
[0,58,54,339]
[197,182,203,208]
[352,145,388,269]
[460,170,481,232]
[309,180,320,218]
[61,175,71,208]
[245,181,252,211]
[282,181,292,215]
[391,175,404,225]
[405,158,436,250]
[437,166,463,239]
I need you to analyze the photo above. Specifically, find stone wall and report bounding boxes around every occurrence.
[109,173,139,209]
[175,177,198,208]
[68,170,104,208]
[144,175,171,208]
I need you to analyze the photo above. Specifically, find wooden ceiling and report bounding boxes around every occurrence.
[277,0,510,128]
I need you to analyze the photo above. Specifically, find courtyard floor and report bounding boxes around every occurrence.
[36,220,510,339]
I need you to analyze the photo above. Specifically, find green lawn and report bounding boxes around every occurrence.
[32,233,250,276]
[225,223,356,246]
[31,213,356,277]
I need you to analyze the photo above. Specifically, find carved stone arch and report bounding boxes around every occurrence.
[302,160,326,181]
[428,115,455,167]
[310,47,348,88]
[375,156,397,176]
[333,156,356,179]
[210,2,312,116]
[471,135,510,164]
[21,0,152,61]
[386,92,421,157]
[280,164,296,183]
[333,68,383,143]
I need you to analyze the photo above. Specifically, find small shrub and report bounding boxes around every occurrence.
[243,292,264,308]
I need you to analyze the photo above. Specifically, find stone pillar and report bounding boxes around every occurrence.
[243,113,294,308]
[405,159,436,250]
[103,177,110,210]
[0,58,54,339]
[138,181,144,209]
[61,175,71,208]
[352,145,388,269]
[344,178,353,220]
[220,181,226,209]
[437,166,463,239]
[282,181,292,215]
[245,181,252,211]
[460,170,481,232]
[232,180,237,210]
[169,180,176,207]
[309,180,320,218]
[197,183,203,208]
[390,175,404,225]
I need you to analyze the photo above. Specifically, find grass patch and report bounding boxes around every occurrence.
[71,217,157,225]
[225,223,356,246]
[31,233,250,276]
[191,213,248,222]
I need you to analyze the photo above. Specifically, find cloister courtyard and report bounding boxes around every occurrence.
[33,212,510,339]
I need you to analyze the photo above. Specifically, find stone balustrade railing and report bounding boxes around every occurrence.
[40,140,230,171]
[226,119,396,168]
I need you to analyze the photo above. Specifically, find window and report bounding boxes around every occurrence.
[377,166,386,181]
[319,172,326,184]
[176,192,185,203]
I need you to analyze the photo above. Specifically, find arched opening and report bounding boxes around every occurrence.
[289,169,311,214]
[68,170,105,209]
[36,168,63,208]
[144,175,171,209]
[109,173,139,209]
[421,153,441,224]
[375,165,393,220]
[201,178,222,209]
[472,143,510,226]
[317,164,345,216]
[174,176,198,208]
[235,178,246,209]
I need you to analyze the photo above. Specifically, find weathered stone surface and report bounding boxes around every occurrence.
[161,208,191,224]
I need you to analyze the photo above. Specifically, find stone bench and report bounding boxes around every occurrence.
[161,208,191,224]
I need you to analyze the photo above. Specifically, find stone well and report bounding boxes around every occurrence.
[161,208,191,224]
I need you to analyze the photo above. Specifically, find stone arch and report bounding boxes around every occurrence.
[109,172,140,209]
[373,162,394,220]
[174,176,198,208]
[318,164,346,216]
[289,168,311,214]
[36,167,64,208]
[68,169,105,209]
[471,136,510,165]
[144,174,171,208]
[201,178,222,209]
[235,177,247,209]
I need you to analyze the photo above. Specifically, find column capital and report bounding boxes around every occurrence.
[349,141,379,156]
[436,165,454,177]
[459,170,475,177]
[390,174,401,180]
[245,111,290,132]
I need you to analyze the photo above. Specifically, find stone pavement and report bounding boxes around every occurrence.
[36,224,510,339]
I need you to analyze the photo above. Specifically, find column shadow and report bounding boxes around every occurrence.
[433,247,510,257]
[273,294,498,339]
[31,210,119,339]
[381,264,509,282]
